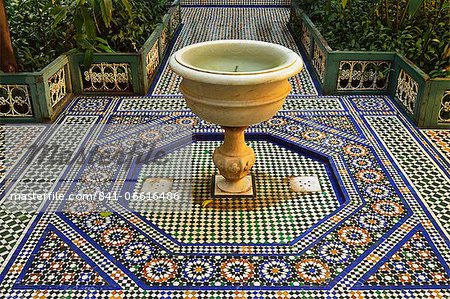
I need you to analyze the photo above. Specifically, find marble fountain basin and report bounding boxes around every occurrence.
[169,40,303,127]
[169,40,303,194]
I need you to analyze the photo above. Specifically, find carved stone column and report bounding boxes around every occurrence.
[213,126,255,193]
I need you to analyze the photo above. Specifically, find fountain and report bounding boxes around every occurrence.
[169,40,303,194]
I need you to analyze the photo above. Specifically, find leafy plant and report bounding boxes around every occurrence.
[5,0,75,72]
[297,0,450,78]
[102,0,169,52]
[5,0,170,71]
[51,0,133,66]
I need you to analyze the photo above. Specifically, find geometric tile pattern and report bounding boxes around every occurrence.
[361,228,450,288]
[16,227,109,288]
[151,7,318,96]
[118,96,188,111]
[350,96,393,113]
[132,140,341,245]
[302,115,361,137]
[0,90,448,298]
[366,115,450,233]
[423,130,450,169]
[117,96,344,113]
[0,98,449,298]
[0,210,29,263]
[0,123,46,266]
[69,97,112,113]
[54,112,410,288]
[283,96,344,111]
[1,89,449,298]
[0,116,96,267]
[0,125,46,182]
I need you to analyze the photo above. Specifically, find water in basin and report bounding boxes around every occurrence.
[178,42,288,73]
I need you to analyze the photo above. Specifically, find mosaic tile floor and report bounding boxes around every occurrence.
[423,130,450,169]
[134,140,342,246]
[1,5,450,299]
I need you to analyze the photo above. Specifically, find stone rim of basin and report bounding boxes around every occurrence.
[169,39,303,85]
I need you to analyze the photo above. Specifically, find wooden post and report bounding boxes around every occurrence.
[0,0,17,73]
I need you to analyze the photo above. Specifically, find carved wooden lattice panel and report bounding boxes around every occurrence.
[438,90,450,123]
[0,85,33,117]
[82,63,132,92]
[300,20,311,56]
[146,43,160,86]
[160,26,170,55]
[312,43,325,82]
[48,67,67,107]
[395,69,419,115]
[170,6,181,35]
[337,60,391,91]
[290,7,296,24]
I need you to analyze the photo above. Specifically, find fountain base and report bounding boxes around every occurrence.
[212,126,256,194]
[217,175,252,193]
[212,175,256,197]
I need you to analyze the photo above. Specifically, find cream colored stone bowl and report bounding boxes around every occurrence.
[169,39,303,127]
[169,40,303,194]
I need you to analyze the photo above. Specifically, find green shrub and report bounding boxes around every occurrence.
[296,0,450,78]
[5,0,170,72]
[6,0,73,72]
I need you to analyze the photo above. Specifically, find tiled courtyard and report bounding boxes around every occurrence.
[0,3,449,299]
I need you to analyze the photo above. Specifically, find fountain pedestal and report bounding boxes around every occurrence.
[169,40,303,196]
[213,126,255,193]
